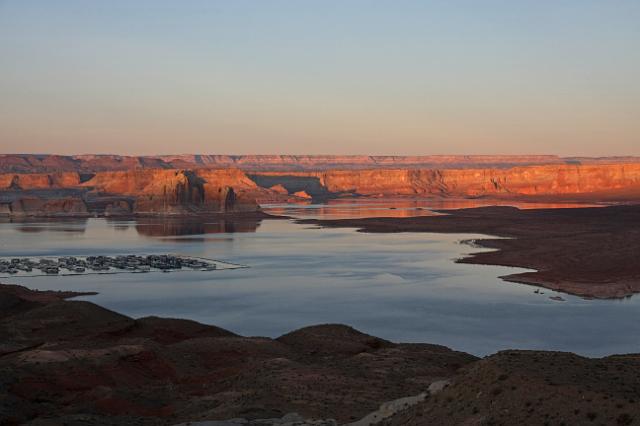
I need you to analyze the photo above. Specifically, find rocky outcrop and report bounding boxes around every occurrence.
[254,164,640,199]
[385,350,640,425]
[293,190,312,199]
[81,169,266,215]
[270,184,289,194]
[0,168,275,217]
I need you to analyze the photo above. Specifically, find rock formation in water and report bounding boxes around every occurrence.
[292,190,312,199]
[0,169,275,217]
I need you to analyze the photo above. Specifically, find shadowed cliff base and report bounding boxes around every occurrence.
[2,283,640,426]
[301,204,640,299]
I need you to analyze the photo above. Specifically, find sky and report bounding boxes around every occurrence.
[0,0,638,156]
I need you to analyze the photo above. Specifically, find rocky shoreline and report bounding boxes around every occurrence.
[301,204,640,299]
[2,283,640,426]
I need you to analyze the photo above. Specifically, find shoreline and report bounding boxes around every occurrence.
[3,283,640,425]
[300,204,640,299]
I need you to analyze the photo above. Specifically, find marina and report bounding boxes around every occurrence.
[0,254,245,278]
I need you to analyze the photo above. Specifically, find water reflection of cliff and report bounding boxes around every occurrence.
[262,198,603,220]
[134,218,263,237]
[0,218,88,233]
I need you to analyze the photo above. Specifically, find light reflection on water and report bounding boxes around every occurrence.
[0,201,637,357]
[261,198,604,219]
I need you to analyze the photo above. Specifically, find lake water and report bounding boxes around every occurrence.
[0,200,638,357]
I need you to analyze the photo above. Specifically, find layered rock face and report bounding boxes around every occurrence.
[81,169,264,215]
[2,163,640,216]
[5,154,640,173]
[0,169,269,216]
[255,164,640,199]
[158,154,569,171]
[0,172,81,190]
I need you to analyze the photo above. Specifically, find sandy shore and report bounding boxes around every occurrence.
[300,204,640,299]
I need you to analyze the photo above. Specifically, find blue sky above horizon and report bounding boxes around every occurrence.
[0,0,638,156]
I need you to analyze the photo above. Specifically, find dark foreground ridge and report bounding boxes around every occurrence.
[302,204,640,299]
[0,283,475,425]
[2,284,640,425]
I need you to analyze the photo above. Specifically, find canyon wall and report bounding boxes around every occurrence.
[0,169,270,216]
[5,154,640,173]
[0,172,81,190]
[2,163,640,216]
[253,164,640,199]
[81,169,265,215]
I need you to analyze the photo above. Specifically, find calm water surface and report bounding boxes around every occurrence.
[0,200,637,357]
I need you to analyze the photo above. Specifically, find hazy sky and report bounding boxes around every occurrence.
[0,0,638,156]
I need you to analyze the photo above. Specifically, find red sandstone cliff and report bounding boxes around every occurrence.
[0,172,81,190]
[253,164,640,199]
[80,169,267,215]
[2,164,640,217]
[0,169,272,216]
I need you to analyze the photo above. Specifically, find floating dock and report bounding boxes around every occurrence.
[0,254,247,278]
